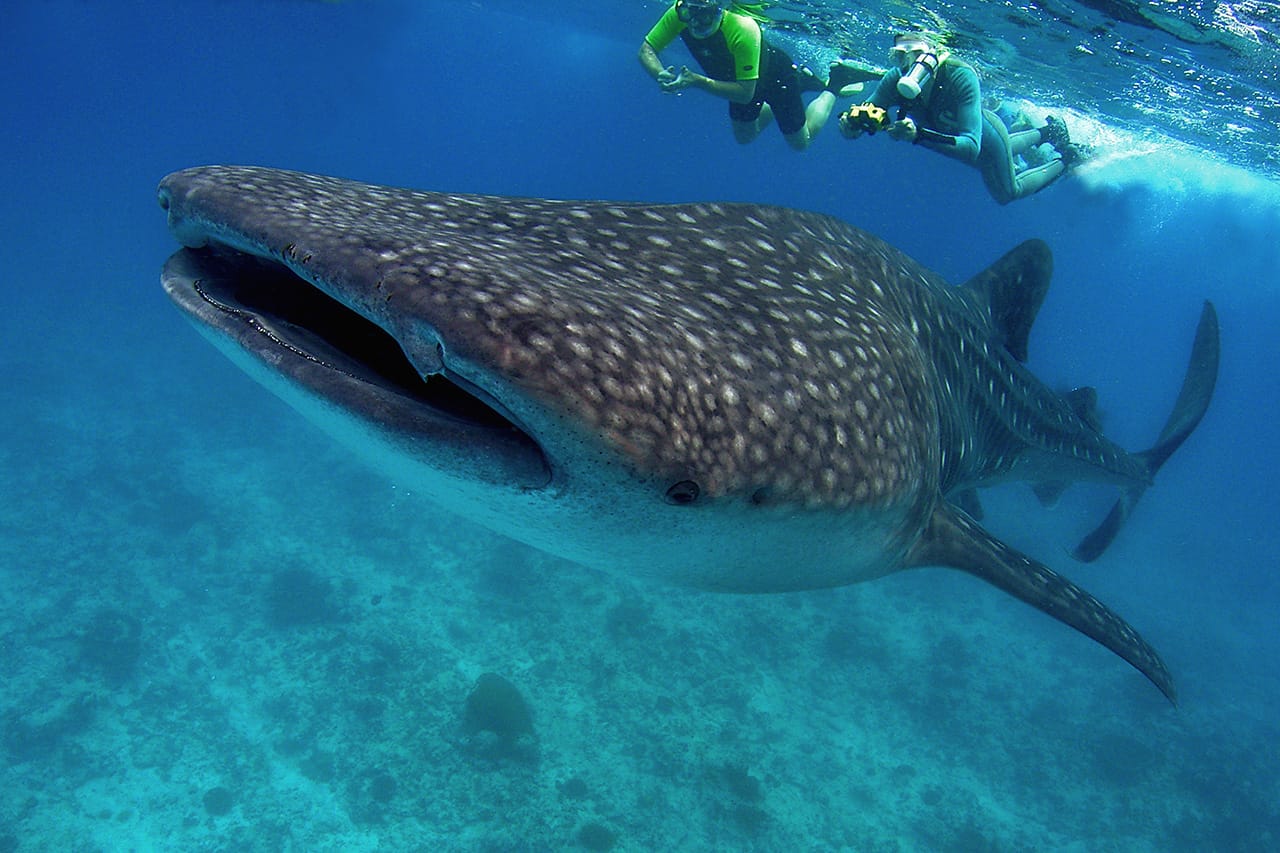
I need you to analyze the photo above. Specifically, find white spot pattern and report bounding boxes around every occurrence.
[164,166,1146,515]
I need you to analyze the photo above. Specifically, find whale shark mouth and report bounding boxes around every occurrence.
[161,243,552,490]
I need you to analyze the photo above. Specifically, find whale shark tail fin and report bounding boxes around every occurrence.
[1073,301,1220,562]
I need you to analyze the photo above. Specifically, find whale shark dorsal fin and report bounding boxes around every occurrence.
[961,238,1052,363]
[1029,385,1102,508]
[952,487,985,520]
[1063,386,1103,432]
[908,501,1177,704]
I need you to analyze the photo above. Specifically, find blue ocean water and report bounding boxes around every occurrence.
[2,0,1278,849]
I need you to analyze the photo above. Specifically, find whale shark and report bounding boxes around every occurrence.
[158,166,1218,703]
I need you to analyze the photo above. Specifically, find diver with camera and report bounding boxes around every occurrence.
[838,32,1080,205]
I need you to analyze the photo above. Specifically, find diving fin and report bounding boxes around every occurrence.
[826,60,883,95]
[795,65,827,94]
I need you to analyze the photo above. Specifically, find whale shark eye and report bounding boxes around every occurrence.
[665,480,701,505]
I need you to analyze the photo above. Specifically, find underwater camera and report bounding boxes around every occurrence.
[843,103,892,134]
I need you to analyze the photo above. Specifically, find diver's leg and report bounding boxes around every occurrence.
[781,90,835,151]
[1008,127,1046,157]
[733,116,767,144]
[979,110,1069,203]
[773,84,834,149]
[732,101,770,144]
[1011,158,1067,197]
[802,91,837,137]
[782,131,808,150]
[772,56,829,151]
[978,111,1018,205]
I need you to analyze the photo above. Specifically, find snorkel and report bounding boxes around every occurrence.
[892,34,949,99]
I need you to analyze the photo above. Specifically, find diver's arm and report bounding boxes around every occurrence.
[672,70,756,103]
[840,74,897,138]
[865,73,901,110]
[914,122,980,162]
[912,66,982,163]
[639,41,756,102]
[638,41,675,83]
[640,9,683,85]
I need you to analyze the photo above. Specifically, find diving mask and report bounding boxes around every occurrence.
[890,39,941,99]
[676,0,724,37]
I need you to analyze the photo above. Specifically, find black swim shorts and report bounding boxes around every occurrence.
[729,47,807,135]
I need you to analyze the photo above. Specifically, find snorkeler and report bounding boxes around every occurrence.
[838,32,1079,204]
[639,0,877,151]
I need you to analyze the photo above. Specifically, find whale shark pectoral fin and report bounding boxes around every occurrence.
[908,501,1177,704]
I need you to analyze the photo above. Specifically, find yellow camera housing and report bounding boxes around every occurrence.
[843,103,891,134]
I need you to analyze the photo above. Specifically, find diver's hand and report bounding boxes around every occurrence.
[657,65,679,85]
[660,66,698,94]
[837,110,864,139]
[887,117,917,142]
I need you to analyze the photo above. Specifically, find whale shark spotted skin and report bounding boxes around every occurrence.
[158,166,1218,703]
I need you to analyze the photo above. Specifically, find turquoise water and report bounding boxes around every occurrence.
[2,1,1278,850]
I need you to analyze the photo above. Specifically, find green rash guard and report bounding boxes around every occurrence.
[868,59,982,164]
[644,6,762,83]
